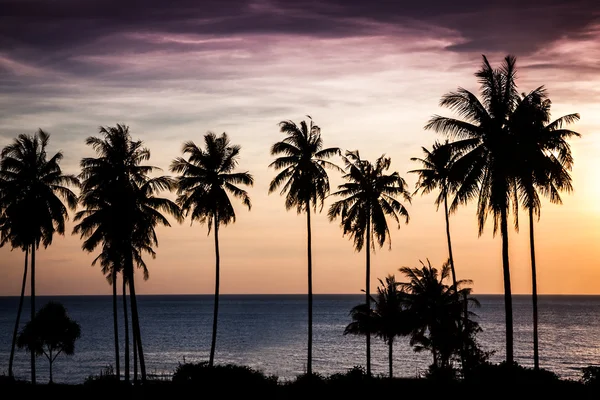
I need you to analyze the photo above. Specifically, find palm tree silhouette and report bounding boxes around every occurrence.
[74,124,181,382]
[0,130,78,384]
[512,90,580,370]
[171,132,253,367]
[328,150,410,377]
[425,55,525,364]
[410,140,465,297]
[267,117,340,375]
[399,259,479,369]
[410,140,472,368]
[344,275,411,378]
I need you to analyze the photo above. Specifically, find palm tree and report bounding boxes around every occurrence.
[344,275,411,378]
[410,140,464,293]
[512,91,580,370]
[267,117,340,375]
[328,150,411,376]
[171,132,253,367]
[74,124,181,382]
[398,259,479,370]
[425,55,527,364]
[0,130,78,384]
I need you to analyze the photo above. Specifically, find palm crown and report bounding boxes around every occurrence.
[170,132,253,227]
[328,150,411,251]
[268,117,341,212]
[0,129,79,249]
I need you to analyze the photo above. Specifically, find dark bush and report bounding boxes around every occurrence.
[172,362,278,388]
[581,366,600,386]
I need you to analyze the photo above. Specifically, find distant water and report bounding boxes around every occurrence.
[0,294,598,384]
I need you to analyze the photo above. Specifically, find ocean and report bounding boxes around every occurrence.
[0,294,598,384]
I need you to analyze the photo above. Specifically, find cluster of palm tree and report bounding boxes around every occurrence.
[344,260,479,379]
[0,53,579,383]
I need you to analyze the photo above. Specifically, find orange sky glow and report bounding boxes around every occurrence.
[1,1,599,296]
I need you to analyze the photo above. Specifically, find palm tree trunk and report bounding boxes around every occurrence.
[9,246,28,378]
[30,244,36,385]
[133,328,138,383]
[112,268,120,381]
[365,216,371,378]
[529,207,539,371]
[444,194,465,370]
[123,273,130,383]
[128,256,147,381]
[500,206,514,365]
[209,213,220,367]
[306,201,313,376]
[388,340,393,379]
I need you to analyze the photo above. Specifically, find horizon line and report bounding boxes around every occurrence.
[2,293,600,297]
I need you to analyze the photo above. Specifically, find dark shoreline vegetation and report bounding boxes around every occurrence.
[1,363,599,399]
[1,53,595,392]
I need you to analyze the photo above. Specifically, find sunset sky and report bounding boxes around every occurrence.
[0,0,599,296]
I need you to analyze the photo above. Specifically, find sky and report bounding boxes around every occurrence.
[0,0,599,296]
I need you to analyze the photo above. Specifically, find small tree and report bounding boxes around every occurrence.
[17,301,81,383]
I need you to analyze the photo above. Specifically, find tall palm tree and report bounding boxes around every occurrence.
[0,130,78,384]
[74,124,181,382]
[171,132,253,367]
[344,275,411,378]
[425,55,529,364]
[398,259,479,369]
[409,140,464,293]
[410,140,473,368]
[328,150,411,376]
[267,117,340,375]
[512,91,580,370]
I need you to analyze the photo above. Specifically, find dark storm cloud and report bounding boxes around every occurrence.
[1,0,598,56]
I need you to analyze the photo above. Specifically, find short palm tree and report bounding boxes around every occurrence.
[399,259,479,369]
[0,130,78,383]
[512,91,580,370]
[74,124,181,382]
[268,117,340,375]
[329,150,411,376]
[171,132,253,367]
[425,55,528,364]
[344,275,411,378]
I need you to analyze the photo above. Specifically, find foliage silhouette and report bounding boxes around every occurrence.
[17,301,81,384]
[399,259,480,371]
[268,116,341,375]
[410,140,468,368]
[511,90,580,370]
[425,55,539,364]
[344,275,411,378]
[0,129,79,383]
[171,132,253,367]
[74,124,181,382]
[329,150,410,376]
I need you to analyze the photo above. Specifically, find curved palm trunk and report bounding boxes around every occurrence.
[365,216,371,378]
[209,213,220,367]
[529,208,539,371]
[500,206,514,365]
[112,268,120,381]
[444,194,465,369]
[306,202,313,376]
[30,245,36,385]
[388,339,393,379]
[127,256,147,381]
[8,246,29,378]
[123,274,130,383]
